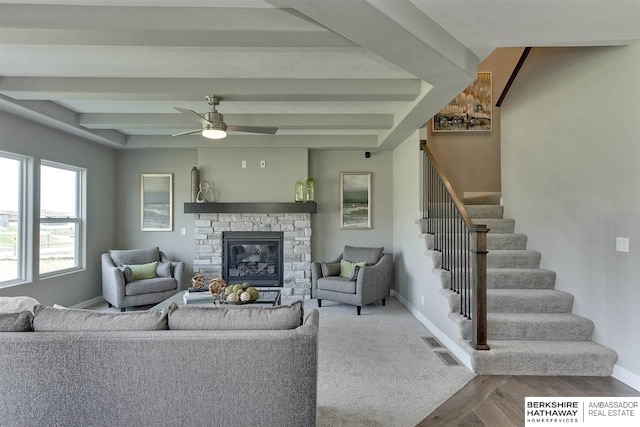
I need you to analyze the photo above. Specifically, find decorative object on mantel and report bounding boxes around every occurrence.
[305,177,315,202]
[196,180,215,203]
[340,172,372,230]
[190,167,200,202]
[141,173,173,232]
[295,180,305,202]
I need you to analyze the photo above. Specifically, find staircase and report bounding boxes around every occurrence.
[418,194,617,376]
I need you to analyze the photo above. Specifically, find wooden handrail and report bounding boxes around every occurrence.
[496,47,532,108]
[420,140,475,230]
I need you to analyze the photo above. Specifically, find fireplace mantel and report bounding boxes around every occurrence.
[184,202,317,214]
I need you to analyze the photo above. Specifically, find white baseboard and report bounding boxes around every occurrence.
[612,364,640,392]
[70,296,104,309]
[391,290,473,371]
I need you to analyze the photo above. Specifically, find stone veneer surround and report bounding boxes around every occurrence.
[193,213,312,296]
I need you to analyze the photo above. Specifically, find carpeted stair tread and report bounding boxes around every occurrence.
[462,193,501,205]
[465,340,617,376]
[465,205,504,219]
[487,234,527,250]
[474,218,515,234]
[487,250,541,269]
[487,289,573,313]
[487,313,594,341]
[487,268,556,289]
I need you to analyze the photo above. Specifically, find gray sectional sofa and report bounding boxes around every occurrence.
[0,302,319,427]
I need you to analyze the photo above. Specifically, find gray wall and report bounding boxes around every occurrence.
[198,148,308,202]
[114,149,198,285]
[501,44,640,378]
[0,111,116,306]
[309,150,394,262]
[392,131,464,355]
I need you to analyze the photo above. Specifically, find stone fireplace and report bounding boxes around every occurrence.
[223,231,284,287]
[193,213,312,297]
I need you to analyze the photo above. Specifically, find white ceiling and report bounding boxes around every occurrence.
[1,0,638,149]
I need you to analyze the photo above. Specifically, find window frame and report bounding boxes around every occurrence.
[0,151,28,288]
[38,160,85,279]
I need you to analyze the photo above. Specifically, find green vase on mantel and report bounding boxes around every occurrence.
[305,177,315,202]
[295,180,305,202]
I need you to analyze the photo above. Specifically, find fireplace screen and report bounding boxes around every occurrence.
[223,232,284,287]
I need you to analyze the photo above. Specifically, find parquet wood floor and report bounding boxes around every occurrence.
[417,376,639,426]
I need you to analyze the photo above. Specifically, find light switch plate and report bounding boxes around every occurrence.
[241,160,247,168]
[260,160,266,168]
[181,228,187,236]
[616,237,629,252]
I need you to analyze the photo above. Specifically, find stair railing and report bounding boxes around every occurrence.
[420,140,490,350]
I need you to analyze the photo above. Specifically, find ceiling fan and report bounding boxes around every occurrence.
[173,95,278,139]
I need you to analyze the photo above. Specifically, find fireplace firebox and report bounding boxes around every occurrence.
[223,232,284,287]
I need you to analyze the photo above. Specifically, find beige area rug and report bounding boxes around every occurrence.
[309,297,475,427]
[90,296,475,426]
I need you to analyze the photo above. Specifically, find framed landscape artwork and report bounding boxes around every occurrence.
[141,173,173,231]
[432,72,492,132]
[340,172,371,230]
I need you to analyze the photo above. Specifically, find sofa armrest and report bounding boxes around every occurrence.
[101,253,125,306]
[356,253,393,304]
[171,262,185,290]
[311,254,343,298]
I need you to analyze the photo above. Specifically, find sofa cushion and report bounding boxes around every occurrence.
[0,296,40,313]
[110,247,160,266]
[168,300,304,330]
[125,277,177,296]
[321,262,340,277]
[33,305,169,331]
[156,261,173,278]
[339,259,365,279]
[317,276,356,294]
[118,266,134,283]
[0,311,33,332]
[126,261,159,280]
[343,245,383,265]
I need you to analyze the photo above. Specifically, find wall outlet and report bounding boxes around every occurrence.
[616,237,629,252]
[260,160,266,168]
[241,160,247,169]
[421,294,424,305]
[181,228,187,236]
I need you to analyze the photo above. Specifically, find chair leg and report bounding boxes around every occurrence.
[317,299,322,308]
[357,306,361,315]
[120,307,126,312]
[382,298,386,306]
[107,302,112,308]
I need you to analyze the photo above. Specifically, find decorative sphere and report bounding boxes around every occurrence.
[240,292,251,302]
[191,275,205,288]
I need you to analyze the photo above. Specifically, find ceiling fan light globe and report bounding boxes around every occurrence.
[202,129,227,139]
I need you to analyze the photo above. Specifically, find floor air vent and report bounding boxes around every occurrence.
[422,336,442,348]
[435,351,460,366]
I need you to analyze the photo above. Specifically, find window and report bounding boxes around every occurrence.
[39,161,84,277]
[0,152,27,286]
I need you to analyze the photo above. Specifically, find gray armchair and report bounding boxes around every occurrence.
[311,246,392,315]
[101,247,184,311]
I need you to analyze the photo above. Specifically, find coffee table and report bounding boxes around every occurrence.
[151,288,281,311]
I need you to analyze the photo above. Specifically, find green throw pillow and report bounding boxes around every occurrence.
[125,261,158,280]
[339,259,365,279]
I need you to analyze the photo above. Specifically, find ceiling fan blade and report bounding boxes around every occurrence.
[174,107,212,126]
[172,129,202,137]
[226,125,278,135]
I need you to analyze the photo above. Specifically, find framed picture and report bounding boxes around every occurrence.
[432,72,492,132]
[340,172,371,230]
[141,173,173,231]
